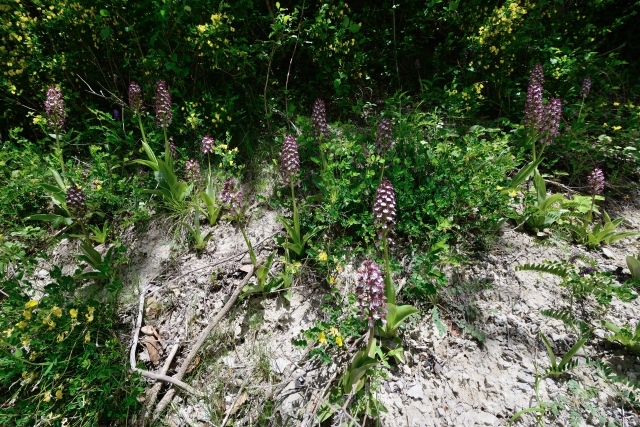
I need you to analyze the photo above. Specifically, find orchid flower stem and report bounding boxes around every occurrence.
[238,221,256,266]
[54,132,65,175]
[290,183,299,237]
[137,114,148,146]
[382,237,395,305]
[163,129,169,162]
[365,326,376,356]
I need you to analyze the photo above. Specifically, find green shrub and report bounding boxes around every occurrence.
[0,251,143,426]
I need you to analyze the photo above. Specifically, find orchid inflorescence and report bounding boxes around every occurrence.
[185,159,200,181]
[154,80,172,129]
[280,134,301,185]
[221,178,244,216]
[312,99,329,137]
[373,178,396,245]
[580,77,592,99]
[523,65,562,145]
[356,260,387,327]
[376,118,395,154]
[66,185,86,216]
[45,86,66,133]
[587,168,605,195]
[201,135,215,154]
[128,81,143,114]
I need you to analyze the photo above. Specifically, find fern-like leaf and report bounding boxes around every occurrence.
[516,262,569,279]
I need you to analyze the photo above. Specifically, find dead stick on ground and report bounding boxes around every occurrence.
[129,291,203,397]
[139,342,180,426]
[151,267,255,423]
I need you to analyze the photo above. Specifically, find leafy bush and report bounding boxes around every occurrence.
[0,252,143,426]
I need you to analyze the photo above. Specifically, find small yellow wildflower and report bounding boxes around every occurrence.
[55,388,63,400]
[329,327,339,336]
[329,277,335,285]
[603,123,608,127]
[16,321,28,329]
[84,331,90,342]
[318,331,327,345]
[318,251,328,262]
[70,309,78,319]
[508,189,517,198]
[47,320,56,330]
[25,300,38,309]
[85,307,95,323]
[23,310,32,320]
[613,102,620,106]
[335,335,343,347]
[43,391,52,402]
[21,337,31,346]
[496,186,504,190]
[51,306,62,318]
[229,160,233,166]
[613,126,622,131]
[3,328,14,337]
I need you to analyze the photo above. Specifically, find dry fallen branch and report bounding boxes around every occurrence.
[129,290,204,397]
[151,266,256,423]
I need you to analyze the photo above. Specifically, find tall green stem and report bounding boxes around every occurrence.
[238,222,257,266]
[365,327,376,356]
[163,129,170,163]
[137,114,148,146]
[54,132,65,175]
[382,237,395,305]
[291,183,299,238]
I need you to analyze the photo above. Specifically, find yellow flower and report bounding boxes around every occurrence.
[335,336,343,347]
[3,328,14,337]
[85,307,95,323]
[84,331,90,342]
[51,306,62,318]
[496,185,504,190]
[329,327,339,336]
[25,300,38,309]
[603,123,608,127]
[329,277,335,285]
[508,189,517,197]
[47,320,56,329]
[229,160,233,166]
[70,309,78,319]
[613,102,620,106]
[16,321,28,329]
[43,391,52,402]
[318,331,327,345]
[613,126,622,131]
[21,337,31,346]
[55,388,63,400]
[23,310,32,320]
[318,251,328,262]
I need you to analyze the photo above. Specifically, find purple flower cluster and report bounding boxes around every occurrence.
[540,98,562,146]
[529,64,544,86]
[113,109,120,121]
[580,77,592,99]
[66,185,86,215]
[587,168,605,195]
[376,118,395,153]
[185,159,200,181]
[45,86,66,132]
[154,80,172,129]
[373,178,396,244]
[280,134,301,185]
[128,82,143,114]
[201,135,215,154]
[312,99,329,137]
[524,83,543,130]
[523,65,563,145]
[356,260,387,327]
[220,178,244,216]
[169,136,178,158]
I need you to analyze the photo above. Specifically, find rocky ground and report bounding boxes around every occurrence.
[53,193,640,426]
